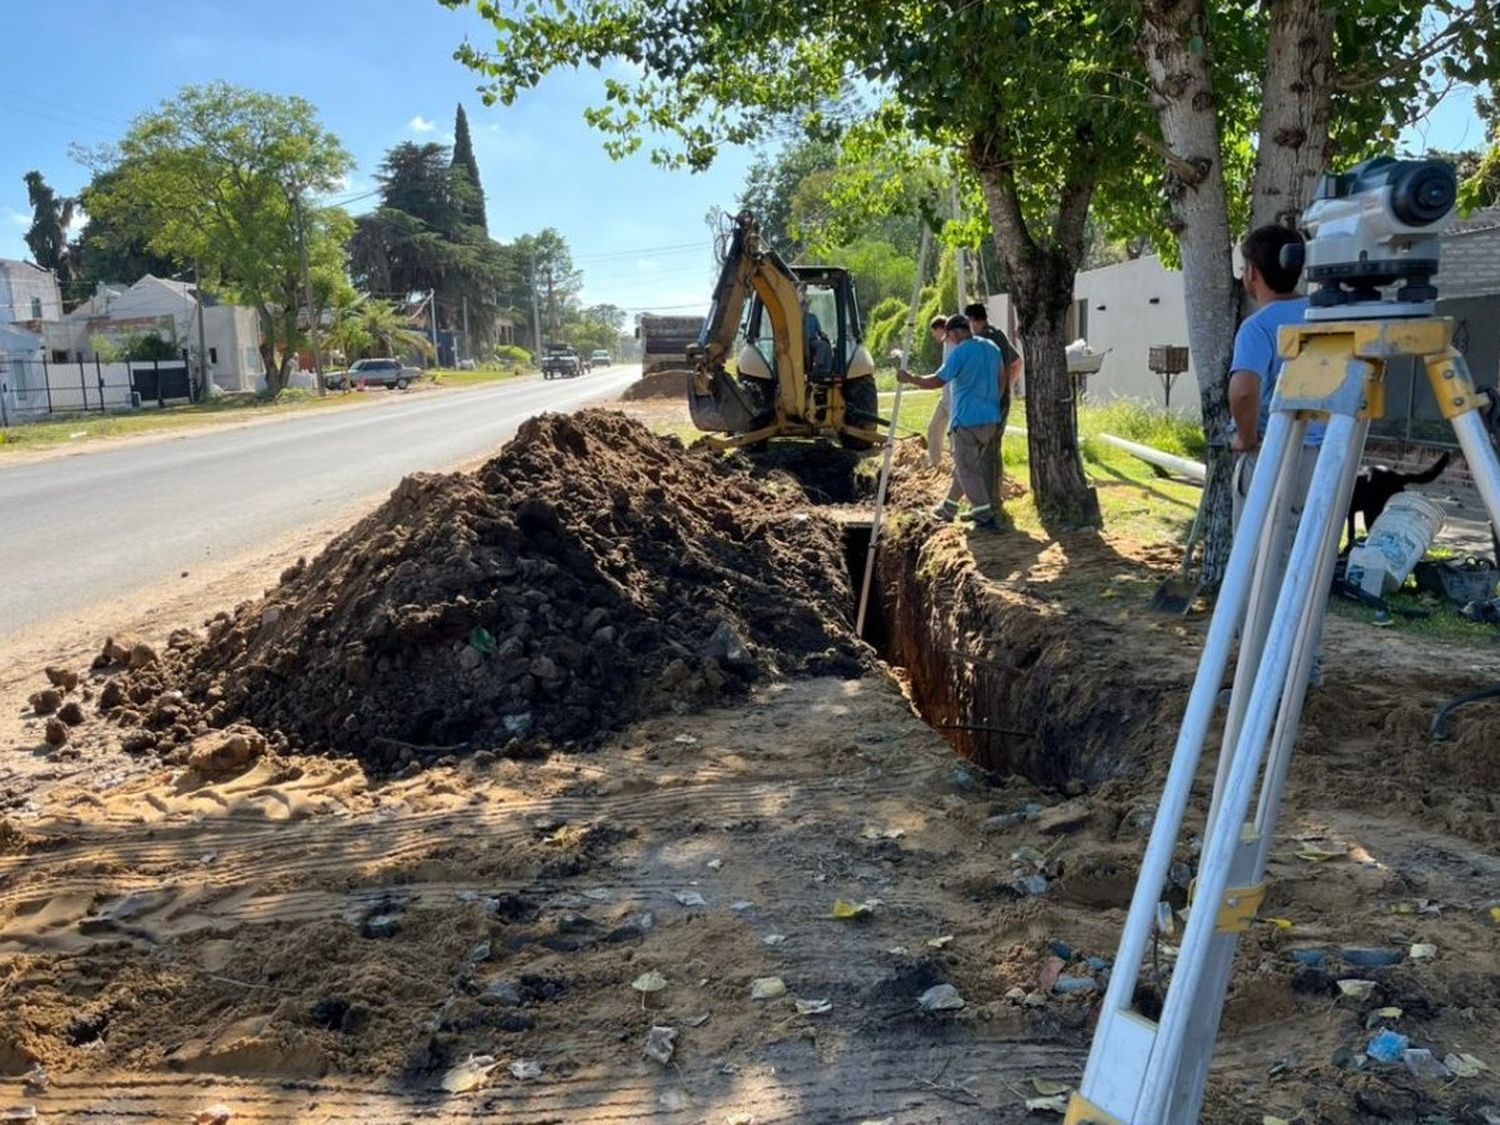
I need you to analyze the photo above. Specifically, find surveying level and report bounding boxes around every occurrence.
[1068,158,1500,1124]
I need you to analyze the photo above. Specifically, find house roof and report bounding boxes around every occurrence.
[0,323,43,352]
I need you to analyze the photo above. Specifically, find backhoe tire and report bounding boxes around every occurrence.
[840,377,880,450]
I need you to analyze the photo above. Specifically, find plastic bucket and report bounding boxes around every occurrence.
[1346,492,1447,597]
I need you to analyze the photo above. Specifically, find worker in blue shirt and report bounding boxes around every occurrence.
[898,314,1004,530]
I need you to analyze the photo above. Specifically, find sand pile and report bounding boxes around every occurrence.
[84,411,864,774]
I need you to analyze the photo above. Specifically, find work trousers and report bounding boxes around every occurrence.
[950,423,1000,517]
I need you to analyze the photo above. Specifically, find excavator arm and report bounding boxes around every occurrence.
[687,212,806,437]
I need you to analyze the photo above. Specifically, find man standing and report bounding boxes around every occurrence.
[963,302,1022,420]
[964,301,1022,500]
[925,314,955,468]
[1228,224,1327,686]
[1228,225,1322,533]
[899,314,1004,531]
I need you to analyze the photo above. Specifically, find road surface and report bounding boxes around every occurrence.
[0,368,641,642]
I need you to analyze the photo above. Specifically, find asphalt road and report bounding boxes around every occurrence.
[0,367,641,642]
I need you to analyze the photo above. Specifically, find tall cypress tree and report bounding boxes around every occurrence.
[450,104,487,234]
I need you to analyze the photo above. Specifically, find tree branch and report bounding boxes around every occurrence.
[1134,131,1206,185]
[1335,6,1492,92]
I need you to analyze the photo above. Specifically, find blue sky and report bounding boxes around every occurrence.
[0,0,751,316]
[0,2,1490,319]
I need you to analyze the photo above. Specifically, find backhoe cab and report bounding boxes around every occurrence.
[687,212,882,449]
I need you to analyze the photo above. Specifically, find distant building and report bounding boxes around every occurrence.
[0,259,63,326]
[49,274,264,392]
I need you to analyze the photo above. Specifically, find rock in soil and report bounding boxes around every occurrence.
[43,718,68,747]
[81,411,864,775]
[57,701,85,727]
[44,666,79,693]
[27,689,61,717]
[186,728,265,779]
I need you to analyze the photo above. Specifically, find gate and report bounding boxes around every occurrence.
[0,356,195,424]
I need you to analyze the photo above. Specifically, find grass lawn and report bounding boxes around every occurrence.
[0,388,368,455]
[428,364,534,388]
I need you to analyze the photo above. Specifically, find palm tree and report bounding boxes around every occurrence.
[360,298,436,362]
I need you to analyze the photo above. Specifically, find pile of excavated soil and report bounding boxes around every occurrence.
[77,411,864,775]
[619,369,691,401]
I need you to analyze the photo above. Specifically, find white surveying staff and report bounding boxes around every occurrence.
[856,224,933,637]
[1069,156,1500,1124]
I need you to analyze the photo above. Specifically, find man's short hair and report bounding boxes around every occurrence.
[962,302,988,322]
[1241,225,1304,295]
[945,314,970,333]
[929,314,949,330]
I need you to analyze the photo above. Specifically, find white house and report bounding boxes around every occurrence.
[53,275,264,392]
[0,259,63,326]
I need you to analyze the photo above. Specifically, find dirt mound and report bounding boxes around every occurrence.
[618,369,690,401]
[86,411,864,774]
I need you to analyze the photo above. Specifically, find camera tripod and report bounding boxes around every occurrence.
[1067,315,1500,1124]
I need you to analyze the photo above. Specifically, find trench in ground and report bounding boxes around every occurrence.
[797,447,1169,794]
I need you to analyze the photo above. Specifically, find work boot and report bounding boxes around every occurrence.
[971,515,1000,532]
[933,501,959,523]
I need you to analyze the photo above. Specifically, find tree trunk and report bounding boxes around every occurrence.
[974,154,1102,530]
[1139,0,1240,587]
[1249,0,1335,232]
[257,305,282,394]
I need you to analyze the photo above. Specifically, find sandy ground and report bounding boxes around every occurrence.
[3,399,1500,1123]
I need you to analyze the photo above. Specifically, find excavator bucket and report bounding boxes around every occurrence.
[687,374,730,433]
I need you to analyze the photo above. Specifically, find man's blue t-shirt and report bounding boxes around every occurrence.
[936,336,1003,429]
[1230,296,1324,448]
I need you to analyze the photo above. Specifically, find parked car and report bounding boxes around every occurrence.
[590,349,613,368]
[324,358,418,390]
[540,347,583,379]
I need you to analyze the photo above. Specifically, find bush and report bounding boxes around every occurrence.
[495,344,533,368]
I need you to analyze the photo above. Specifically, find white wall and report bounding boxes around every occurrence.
[1073,256,1197,417]
[0,260,63,325]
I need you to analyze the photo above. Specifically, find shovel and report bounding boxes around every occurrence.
[1149,460,1214,615]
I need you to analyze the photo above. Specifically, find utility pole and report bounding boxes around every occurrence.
[951,178,968,312]
[530,262,542,354]
[193,258,210,403]
[428,289,439,363]
[291,184,326,396]
[461,294,470,365]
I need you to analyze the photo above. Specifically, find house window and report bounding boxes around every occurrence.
[209,347,219,364]
[30,297,42,319]
[51,350,68,363]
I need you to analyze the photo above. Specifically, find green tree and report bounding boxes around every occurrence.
[71,163,179,296]
[510,228,582,343]
[1132,0,1500,586]
[22,171,75,285]
[447,0,1152,527]
[451,103,488,233]
[84,82,353,391]
[360,297,437,360]
[349,139,510,355]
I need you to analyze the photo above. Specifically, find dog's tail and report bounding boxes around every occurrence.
[1406,450,1452,485]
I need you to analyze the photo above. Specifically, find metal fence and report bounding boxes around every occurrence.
[0,356,194,425]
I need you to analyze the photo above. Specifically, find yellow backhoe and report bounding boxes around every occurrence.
[687,212,883,449]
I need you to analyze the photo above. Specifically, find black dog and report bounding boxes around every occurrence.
[1344,451,1450,551]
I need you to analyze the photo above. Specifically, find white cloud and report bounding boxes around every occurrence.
[6,208,30,227]
[409,115,437,133]
[66,206,88,238]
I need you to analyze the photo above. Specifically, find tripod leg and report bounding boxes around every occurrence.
[1139,414,1361,1121]
[1078,413,1298,1107]
[1253,419,1369,844]
[1208,421,1309,829]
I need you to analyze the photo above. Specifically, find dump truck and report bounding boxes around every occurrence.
[636,314,705,376]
